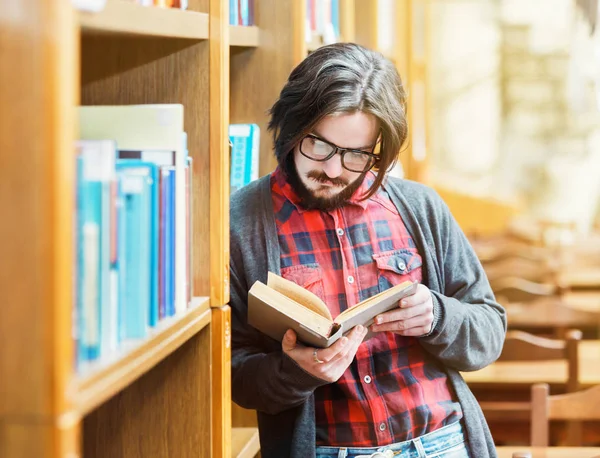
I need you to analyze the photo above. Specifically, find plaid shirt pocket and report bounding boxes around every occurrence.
[372,248,423,292]
[280,263,326,301]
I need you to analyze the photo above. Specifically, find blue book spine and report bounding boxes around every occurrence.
[331,0,340,39]
[229,0,238,25]
[240,0,249,26]
[117,166,153,339]
[117,161,160,328]
[229,124,260,193]
[162,168,176,317]
[79,180,102,361]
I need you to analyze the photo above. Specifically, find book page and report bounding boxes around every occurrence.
[267,272,333,321]
[335,280,416,324]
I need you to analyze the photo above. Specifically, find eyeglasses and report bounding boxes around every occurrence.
[299,134,380,173]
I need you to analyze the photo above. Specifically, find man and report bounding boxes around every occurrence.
[230,43,506,458]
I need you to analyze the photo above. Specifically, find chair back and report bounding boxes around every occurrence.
[531,383,600,447]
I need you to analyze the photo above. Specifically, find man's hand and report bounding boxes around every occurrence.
[370,284,434,336]
[281,325,368,383]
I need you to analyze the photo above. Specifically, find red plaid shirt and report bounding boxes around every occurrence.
[271,168,462,447]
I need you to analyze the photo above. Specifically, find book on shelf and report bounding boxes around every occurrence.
[248,273,419,348]
[76,139,118,362]
[74,105,194,369]
[79,104,188,316]
[229,0,254,25]
[229,123,260,193]
[116,162,157,338]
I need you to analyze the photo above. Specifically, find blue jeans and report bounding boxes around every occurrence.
[315,421,469,458]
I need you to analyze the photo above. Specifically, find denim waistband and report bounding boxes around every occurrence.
[315,420,466,458]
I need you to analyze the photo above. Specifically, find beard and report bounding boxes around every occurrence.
[283,153,366,212]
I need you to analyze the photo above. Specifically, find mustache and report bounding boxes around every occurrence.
[306,171,348,187]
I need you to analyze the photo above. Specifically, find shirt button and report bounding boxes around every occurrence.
[397,260,406,272]
[347,275,355,284]
[379,423,387,432]
[336,228,344,236]
[364,375,372,384]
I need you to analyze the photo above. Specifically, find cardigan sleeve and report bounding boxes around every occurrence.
[416,188,507,371]
[229,190,328,415]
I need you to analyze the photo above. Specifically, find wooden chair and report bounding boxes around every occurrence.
[480,330,581,414]
[530,383,600,447]
[484,257,555,284]
[491,277,557,304]
[505,298,600,338]
[479,330,582,446]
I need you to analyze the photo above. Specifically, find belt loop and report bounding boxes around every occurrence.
[413,438,427,458]
[338,447,348,458]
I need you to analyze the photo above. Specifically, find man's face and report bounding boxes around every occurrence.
[291,111,379,211]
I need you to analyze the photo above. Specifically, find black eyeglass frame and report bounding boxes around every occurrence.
[299,134,380,173]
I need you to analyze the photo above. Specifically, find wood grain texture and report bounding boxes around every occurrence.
[0,0,78,428]
[232,403,259,428]
[339,0,356,42]
[76,298,211,415]
[81,34,212,298]
[354,0,379,50]
[83,326,212,457]
[212,306,232,458]
[209,0,230,306]
[230,0,305,178]
[79,0,209,39]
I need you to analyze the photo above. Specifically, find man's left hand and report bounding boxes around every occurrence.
[370,284,434,337]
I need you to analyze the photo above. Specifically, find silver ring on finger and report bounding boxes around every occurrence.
[313,348,324,364]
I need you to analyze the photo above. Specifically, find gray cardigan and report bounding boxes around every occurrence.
[229,174,506,458]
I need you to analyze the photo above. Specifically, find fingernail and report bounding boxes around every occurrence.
[376,316,382,324]
[401,300,407,307]
[340,337,348,346]
[356,325,363,333]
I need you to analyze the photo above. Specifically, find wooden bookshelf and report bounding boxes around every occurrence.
[1,0,230,456]
[230,25,260,47]
[75,297,211,415]
[79,1,210,39]
[232,427,260,458]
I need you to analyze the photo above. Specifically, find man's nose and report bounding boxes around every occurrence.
[322,153,343,179]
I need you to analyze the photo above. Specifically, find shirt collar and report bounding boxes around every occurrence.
[273,167,375,213]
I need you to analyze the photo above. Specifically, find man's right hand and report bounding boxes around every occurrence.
[281,325,368,383]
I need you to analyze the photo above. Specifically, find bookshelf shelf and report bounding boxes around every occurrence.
[232,427,260,458]
[75,297,211,416]
[79,1,209,39]
[230,25,260,47]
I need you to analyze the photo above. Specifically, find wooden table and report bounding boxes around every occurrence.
[496,446,600,457]
[463,340,600,387]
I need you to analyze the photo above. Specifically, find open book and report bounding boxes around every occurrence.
[248,272,419,348]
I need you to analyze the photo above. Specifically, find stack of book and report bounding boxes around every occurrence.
[75,104,192,367]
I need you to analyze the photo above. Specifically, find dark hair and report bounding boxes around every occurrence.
[268,43,408,199]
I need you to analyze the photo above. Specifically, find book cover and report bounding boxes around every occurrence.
[248,273,419,348]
